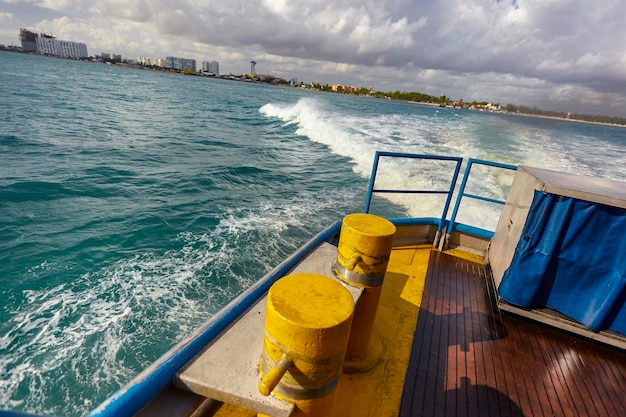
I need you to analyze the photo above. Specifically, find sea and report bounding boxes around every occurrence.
[1,50,625,417]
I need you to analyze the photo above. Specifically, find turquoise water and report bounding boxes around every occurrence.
[1,51,625,416]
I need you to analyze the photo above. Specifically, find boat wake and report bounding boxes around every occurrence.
[0,187,358,417]
[260,98,511,228]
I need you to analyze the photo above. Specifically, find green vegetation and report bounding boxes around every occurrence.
[370,90,442,104]
[312,82,626,126]
[503,104,626,126]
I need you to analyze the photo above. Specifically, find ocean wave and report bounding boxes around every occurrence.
[260,98,505,224]
[0,184,360,416]
[0,181,84,203]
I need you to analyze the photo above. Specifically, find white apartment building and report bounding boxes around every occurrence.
[36,37,88,59]
[137,57,151,66]
[165,56,197,72]
[202,61,220,75]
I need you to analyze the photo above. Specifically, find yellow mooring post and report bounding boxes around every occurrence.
[258,273,354,417]
[333,213,396,372]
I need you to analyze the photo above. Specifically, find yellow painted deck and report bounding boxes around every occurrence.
[207,243,435,417]
[141,240,626,417]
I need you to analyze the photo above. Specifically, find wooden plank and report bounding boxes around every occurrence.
[400,252,626,417]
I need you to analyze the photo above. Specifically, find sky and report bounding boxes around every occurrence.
[1,0,625,117]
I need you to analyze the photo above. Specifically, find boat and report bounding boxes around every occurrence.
[5,151,626,417]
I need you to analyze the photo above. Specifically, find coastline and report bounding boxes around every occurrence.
[412,100,626,128]
[506,110,626,128]
[2,48,624,128]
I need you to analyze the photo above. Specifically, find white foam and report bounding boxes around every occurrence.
[0,185,358,416]
[261,98,625,229]
[260,98,501,226]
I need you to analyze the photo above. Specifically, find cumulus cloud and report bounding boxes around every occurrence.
[0,11,19,43]
[1,0,625,116]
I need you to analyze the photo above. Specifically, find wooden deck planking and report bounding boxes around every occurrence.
[400,251,626,417]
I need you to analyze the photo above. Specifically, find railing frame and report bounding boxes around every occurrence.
[444,158,517,247]
[364,151,463,246]
[364,152,517,248]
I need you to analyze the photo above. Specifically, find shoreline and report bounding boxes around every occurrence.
[506,111,626,128]
[2,49,624,127]
[415,100,625,128]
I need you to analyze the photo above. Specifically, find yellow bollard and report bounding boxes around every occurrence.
[333,213,396,372]
[258,273,354,417]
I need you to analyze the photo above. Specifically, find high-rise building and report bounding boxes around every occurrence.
[19,29,38,52]
[19,28,88,58]
[165,56,197,72]
[202,61,219,75]
[35,37,59,56]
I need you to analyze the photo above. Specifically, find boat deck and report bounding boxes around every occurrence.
[133,245,626,417]
[400,251,626,417]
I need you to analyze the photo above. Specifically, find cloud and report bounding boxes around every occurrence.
[35,0,84,11]
[2,0,625,116]
[0,11,19,44]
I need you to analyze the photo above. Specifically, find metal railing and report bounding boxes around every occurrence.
[445,158,517,247]
[363,151,517,248]
[364,151,463,246]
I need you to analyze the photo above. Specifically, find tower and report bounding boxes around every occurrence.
[250,60,256,75]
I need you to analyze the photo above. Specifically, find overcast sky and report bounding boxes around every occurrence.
[2,0,625,117]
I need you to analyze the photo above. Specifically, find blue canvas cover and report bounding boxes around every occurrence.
[498,191,626,335]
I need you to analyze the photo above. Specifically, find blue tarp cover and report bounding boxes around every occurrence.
[498,191,626,334]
